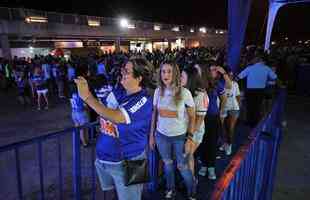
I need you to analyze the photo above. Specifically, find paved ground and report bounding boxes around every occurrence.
[0,89,309,199]
[272,95,310,200]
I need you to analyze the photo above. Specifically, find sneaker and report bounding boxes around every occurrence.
[198,166,207,176]
[187,194,197,200]
[44,106,49,110]
[37,107,41,111]
[219,143,226,151]
[225,144,232,156]
[208,167,217,180]
[165,190,176,199]
[216,155,222,159]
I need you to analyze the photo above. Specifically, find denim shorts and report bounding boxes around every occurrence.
[220,110,240,118]
[72,111,89,125]
[95,152,146,200]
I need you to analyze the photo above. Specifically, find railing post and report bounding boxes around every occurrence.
[73,128,81,200]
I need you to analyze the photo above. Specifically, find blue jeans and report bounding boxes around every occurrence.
[155,132,195,195]
[95,152,145,200]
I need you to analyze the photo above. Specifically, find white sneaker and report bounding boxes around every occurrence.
[165,190,176,199]
[198,166,207,176]
[208,167,217,180]
[219,143,226,151]
[226,144,232,156]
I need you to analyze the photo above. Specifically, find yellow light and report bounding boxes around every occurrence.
[88,20,100,27]
[25,16,48,23]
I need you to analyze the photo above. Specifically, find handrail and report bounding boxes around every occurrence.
[0,121,98,153]
[210,88,286,200]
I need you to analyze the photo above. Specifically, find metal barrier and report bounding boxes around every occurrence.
[210,88,286,200]
[0,89,286,200]
[0,121,158,200]
[0,122,100,200]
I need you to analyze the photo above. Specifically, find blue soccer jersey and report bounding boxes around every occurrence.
[32,74,47,90]
[96,86,153,162]
[95,85,113,106]
[207,79,225,116]
[70,93,85,112]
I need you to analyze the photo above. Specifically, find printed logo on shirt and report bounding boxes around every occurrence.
[158,108,178,118]
[129,97,147,113]
[100,118,118,138]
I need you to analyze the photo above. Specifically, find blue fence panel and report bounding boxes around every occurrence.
[0,88,286,200]
[0,120,160,200]
[211,88,286,200]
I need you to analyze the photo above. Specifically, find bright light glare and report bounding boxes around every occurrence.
[88,20,100,27]
[127,24,136,29]
[172,26,180,32]
[199,27,206,33]
[120,18,129,28]
[154,25,161,31]
[25,16,48,23]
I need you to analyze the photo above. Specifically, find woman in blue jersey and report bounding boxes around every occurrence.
[75,57,153,200]
[198,63,231,180]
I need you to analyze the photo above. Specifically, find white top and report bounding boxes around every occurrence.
[193,91,208,135]
[223,81,241,111]
[154,87,195,137]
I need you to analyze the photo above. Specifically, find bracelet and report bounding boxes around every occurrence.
[187,135,194,141]
[187,132,194,138]
[83,94,92,102]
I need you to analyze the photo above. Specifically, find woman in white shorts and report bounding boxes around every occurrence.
[220,71,241,156]
[181,66,209,180]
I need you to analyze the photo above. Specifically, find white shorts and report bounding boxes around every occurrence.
[37,89,48,95]
[192,129,205,144]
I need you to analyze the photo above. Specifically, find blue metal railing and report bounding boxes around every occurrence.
[211,88,286,200]
[0,122,99,200]
[0,121,158,200]
[0,89,286,200]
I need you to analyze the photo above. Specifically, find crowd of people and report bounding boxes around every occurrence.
[0,45,297,199]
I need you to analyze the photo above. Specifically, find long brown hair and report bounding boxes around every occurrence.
[200,64,216,94]
[158,62,182,106]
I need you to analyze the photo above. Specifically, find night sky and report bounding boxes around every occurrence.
[1,0,310,44]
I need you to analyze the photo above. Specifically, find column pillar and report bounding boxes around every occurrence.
[0,34,11,59]
[114,37,121,53]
